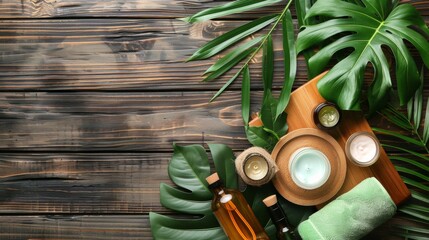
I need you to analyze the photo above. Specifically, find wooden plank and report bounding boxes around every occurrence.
[0,153,172,213]
[0,91,426,151]
[0,18,305,91]
[0,152,422,214]
[0,0,426,19]
[0,215,151,239]
[0,214,413,240]
[0,91,253,151]
[0,0,281,19]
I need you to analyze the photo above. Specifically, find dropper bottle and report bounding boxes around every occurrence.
[206,172,269,240]
[262,194,301,240]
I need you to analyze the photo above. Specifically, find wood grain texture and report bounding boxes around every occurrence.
[0,0,428,239]
[0,0,426,19]
[0,0,281,19]
[0,152,422,215]
[0,91,253,151]
[0,153,173,213]
[1,91,425,152]
[0,215,151,239]
[0,19,305,91]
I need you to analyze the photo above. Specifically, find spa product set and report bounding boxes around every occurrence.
[206,101,397,240]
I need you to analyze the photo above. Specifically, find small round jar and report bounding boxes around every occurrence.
[288,147,331,190]
[313,102,341,129]
[345,131,380,167]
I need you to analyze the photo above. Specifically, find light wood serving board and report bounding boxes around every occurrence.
[250,72,411,207]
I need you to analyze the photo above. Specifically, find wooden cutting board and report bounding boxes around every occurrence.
[250,71,410,207]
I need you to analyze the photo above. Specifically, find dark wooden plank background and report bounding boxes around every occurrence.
[0,0,428,239]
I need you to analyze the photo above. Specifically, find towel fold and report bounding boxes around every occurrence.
[297,177,396,240]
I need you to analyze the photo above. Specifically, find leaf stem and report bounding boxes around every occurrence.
[245,0,293,66]
[235,0,293,82]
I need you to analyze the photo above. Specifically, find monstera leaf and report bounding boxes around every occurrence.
[297,0,429,113]
[150,144,313,239]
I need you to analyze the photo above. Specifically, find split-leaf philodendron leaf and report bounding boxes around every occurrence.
[297,0,429,113]
[150,144,313,239]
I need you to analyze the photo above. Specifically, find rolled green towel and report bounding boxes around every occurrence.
[298,177,396,240]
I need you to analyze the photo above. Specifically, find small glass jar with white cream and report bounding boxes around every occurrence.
[313,102,341,130]
[345,131,380,167]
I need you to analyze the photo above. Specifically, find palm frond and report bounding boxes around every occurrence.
[398,205,429,223]
[241,65,251,125]
[372,128,425,147]
[412,190,429,205]
[182,0,282,23]
[390,156,429,172]
[382,144,429,162]
[204,35,264,76]
[210,70,242,103]
[407,67,424,131]
[402,176,429,192]
[275,9,296,120]
[187,14,279,61]
[262,34,274,99]
[395,166,429,182]
[380,105,414,131]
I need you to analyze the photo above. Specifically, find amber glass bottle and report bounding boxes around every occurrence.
[206,173,269,240]
[262,195,301,240]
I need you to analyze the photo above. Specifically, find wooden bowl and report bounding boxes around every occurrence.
[271,128,347,206]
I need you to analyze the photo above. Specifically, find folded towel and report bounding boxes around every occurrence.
[297,177,396,240]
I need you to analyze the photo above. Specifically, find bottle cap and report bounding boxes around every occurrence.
[206,172,220,185]
[262,194,278,207]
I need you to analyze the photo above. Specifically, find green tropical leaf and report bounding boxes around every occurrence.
[402,204,429,214]
[372,127,425,147]
[260,92,288,139]
[276,10,296,120]
[181,0,282,23]
[204,36,264,75]
[382,144,429,162]
[187,14,279,61]
[380,105,413,131]
[392,225,429,240]
[395,166,429,182]
[412,190,429,205]
[152,144,312,239]
[402,176,429,192]
[407,68,424,131]
[392,225,429,236]
[204,47,256,82]
[208,143,238,189]
[423,99,429,145]
[160,184,212,215]
[150,213,225,240]
[241,65,250,125]
[262,34,274,99]
[294,0,318,77]
[210,69,242,102]
[245,126,278,151]
[390,156,429,173]
[297,0,429,113]
[168,144,211,199]
[399,206,429,222]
